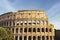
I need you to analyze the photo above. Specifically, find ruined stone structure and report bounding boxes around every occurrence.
[0,10,55,40]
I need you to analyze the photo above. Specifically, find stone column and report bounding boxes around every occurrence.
[52,36,54,40]
[11,21,13,26]
[27,27,28,34]
[44,25,46,40]
[8,21,10,26]
[40,27,42,40]
[27,36,28,40]
[48,27,49,40]
[18,28,20,34]
[31,28,33,40]
[6,21,7,26]
[14,28,15,34]
[41,36,42,40]
[18,36,19,40]
[23,27,24,34]
[22,35,24,40]
[35,27,37,33]
[45,27,46,40]
[32,36,33,40]
[11,28,12,32]
[19,21,20,26]
[49,36,50,40]
[36,36,37,40]
[27,28,28,40]
[14,36,15,40]
[15,21,16,26]
[45,36,46,40]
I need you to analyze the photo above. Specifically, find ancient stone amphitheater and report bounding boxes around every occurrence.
[0,10,55,40]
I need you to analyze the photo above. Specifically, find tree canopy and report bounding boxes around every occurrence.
[0,27,14,40]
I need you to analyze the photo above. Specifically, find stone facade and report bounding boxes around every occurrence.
[0,10,55,40]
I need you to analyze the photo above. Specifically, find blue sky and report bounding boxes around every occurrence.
[0,0,60,29]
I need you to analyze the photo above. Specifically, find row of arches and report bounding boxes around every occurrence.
[0,20,48,27]
[11,28,52,33]
[15,36,53,40]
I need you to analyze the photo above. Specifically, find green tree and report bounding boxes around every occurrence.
[0,27,14,40]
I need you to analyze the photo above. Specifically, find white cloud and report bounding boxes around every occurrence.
[0,0,16,14]
[50,20,60,29]
[47,3,60,29]
[47,3,60,18]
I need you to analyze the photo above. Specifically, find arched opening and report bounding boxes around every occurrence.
[28,28,32,32]
[50,28,52,32]
[12,28,14,33]
[37,28,40,32]
[20,28,23,33]
[42,28,44,32]
[42,36,44,40]
[33,36,36,40]
[28,21,31,25]
[33,28,36,32]
[24,36,27,40]
[24,28,27,32]
[17,22,19,25]
[20,21,23,25]
[50,36,52,40]
[15,36,18,40]
[24,21,27,25]
[46,36,48,40]
[37,21,40,24]
[46,28,48,32]
[41,21,44,26]
[38,36,40,40]
[16,28,18,33]
[33,21,36,24]
[19,36,22,40]
[28,36,31,40]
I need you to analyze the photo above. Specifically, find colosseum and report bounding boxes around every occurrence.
[0,10,54,40]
